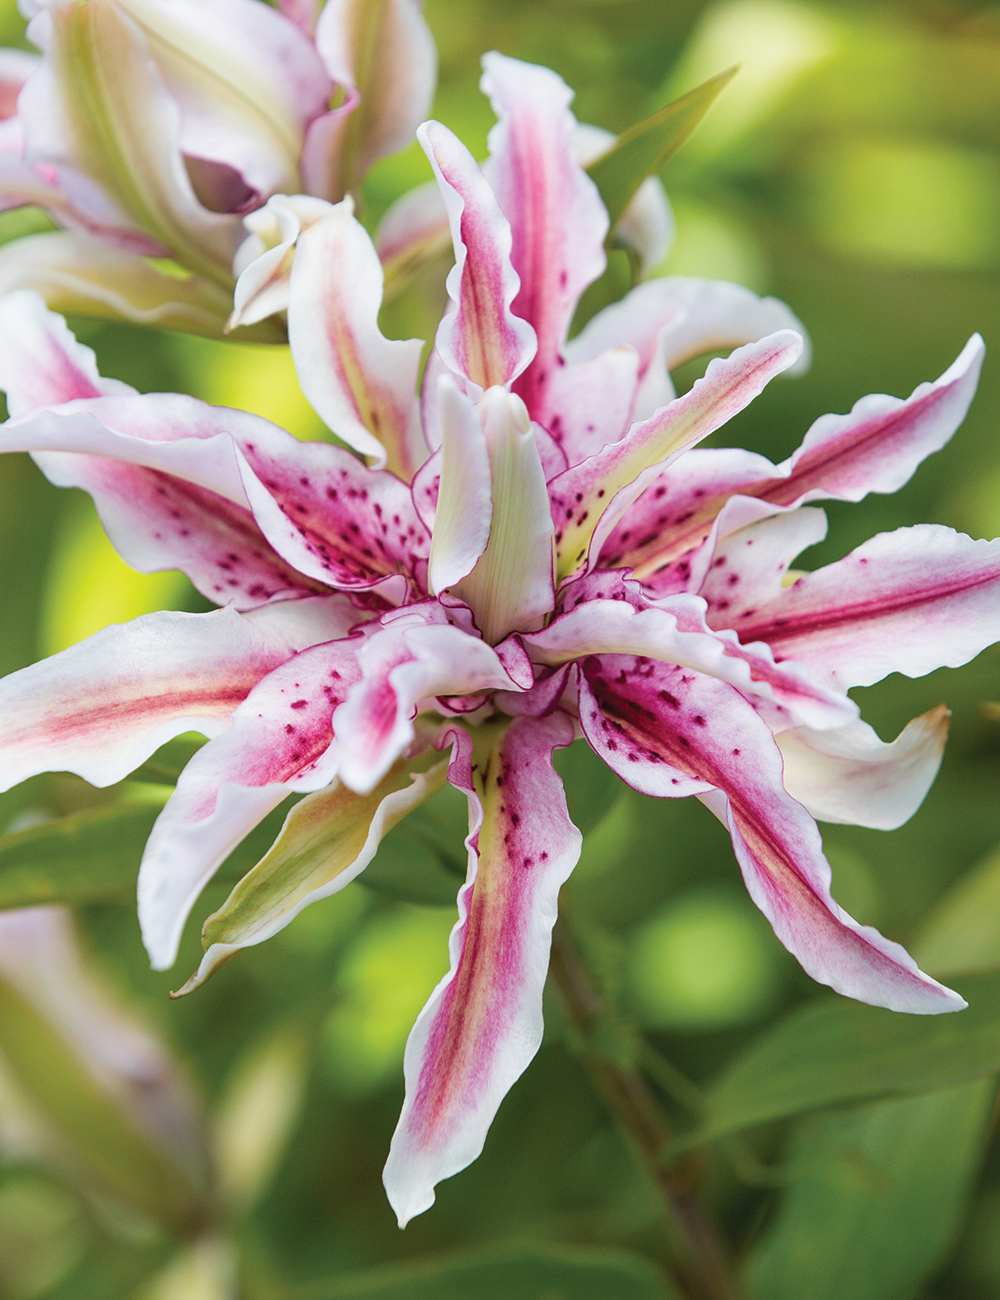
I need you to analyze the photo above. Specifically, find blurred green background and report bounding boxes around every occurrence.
[3,0,1000,1297]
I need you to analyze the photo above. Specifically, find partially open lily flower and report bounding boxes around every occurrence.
[0,51,994,1227]
[0,0,435,334]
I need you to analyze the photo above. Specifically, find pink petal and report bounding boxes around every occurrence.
[525,589,854,731]
[5,392,430,603]
[138,632,366,969]
[123,0,332,203]
[777,707,950,832]
[275,0,319,34]
[304,0,436,200]
[375,179,451,291]
[333,609,528,794]
[286,199,426,477]
[20,1,243,283]
[565,277,811,417]
[418,119,537,393]
[0,598,351,793]
[0,49,39,119]
[734,525,1000,692]
[0,287,131,412]
[427,376,493,595]
[383,712,582,1225]
[606,336,984,587]
[479,53,607,419]
[697,507,829,624]
[548,331,804,581]
[534,345,640,466]
[577,657,963,1013]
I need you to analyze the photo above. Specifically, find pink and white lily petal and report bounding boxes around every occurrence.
[532,345,640,466]
[0,231,245,339]
[567,276,810,379]
[304,0,436,201]
[549,330,804,580]
[427,376,493,596]
[697,507,829,622]
[610,335,985,585]
[418,119,537,394]
[525,592,855,731]
[138,634,366,970]
[383,712,582,1225]
[286,198,425,475]
[177,750,450,996]
[0,598,351,793]
[0,395,327,606]
[734,525,1000,691]
[229,193,333,331]
[480,53,607,417]
[21,0,243,284]
[451,387,556,644]
[577,657,962,1014]
[112,0,331,203]
[276,0,320,36]
[0,49,40,118]
[333,609,528,794]
[777,707,950,831]
[0,287,132,412]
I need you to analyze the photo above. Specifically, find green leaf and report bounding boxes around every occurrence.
[747,1078,995,1300]
[0,974,203,1230]
[0,804,160,909]
[586,68,738,232]
[277,1245,675,1300]
[680,969,1000,1149]
[912,842,1000,978]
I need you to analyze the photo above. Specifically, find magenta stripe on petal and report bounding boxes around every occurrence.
[383,712,581,1225]
[578,657,963,1014]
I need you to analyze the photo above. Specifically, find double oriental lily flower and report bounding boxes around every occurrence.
[0,0,435,335]
[0,52,995,1227]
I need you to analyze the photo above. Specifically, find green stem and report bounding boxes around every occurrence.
[549,920,741,1300]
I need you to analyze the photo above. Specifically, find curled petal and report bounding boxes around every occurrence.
[0,599,349,793]
[427,377,493,596]
[609,335,985,585]
[177,751,449,995]
[480,53,607,417]
[524,593,854,731]
[0,287,131,412]
[450,386,556,644]
[383,713,581,1225]
[549,331,804,581]
[0,50,40,117]
[21,0,242,282]
[304,0,437,201]
[777,708,950,831]
[228,193,332,330]
[138,635,365,970]
[577,658,962,1014]
[333,613,526,794]
[735,526,1000,692]
[698,507,829,622]
[419,118,537,393]
[286,198,425,475]
[116,0,330,198]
